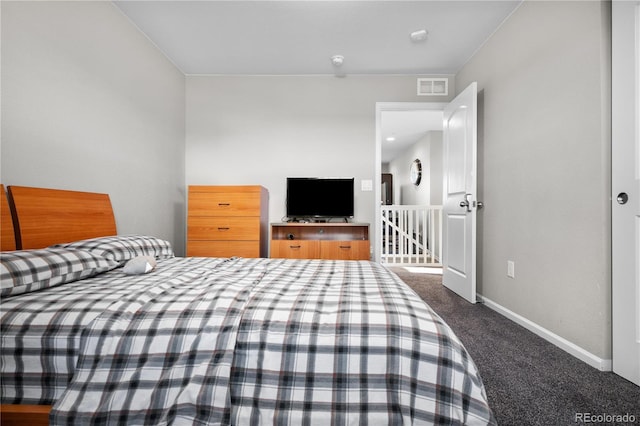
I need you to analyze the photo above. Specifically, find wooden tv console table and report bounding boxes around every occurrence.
[270,222,370,260]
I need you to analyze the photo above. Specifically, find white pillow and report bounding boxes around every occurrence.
[122,255,157,275]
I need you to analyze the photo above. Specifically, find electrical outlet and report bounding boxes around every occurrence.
[507,261,515,278]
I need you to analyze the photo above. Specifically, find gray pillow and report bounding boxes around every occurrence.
[52,235,174,265]
[1,248,118,297]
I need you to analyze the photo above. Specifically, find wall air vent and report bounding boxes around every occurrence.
[417,78,448,96]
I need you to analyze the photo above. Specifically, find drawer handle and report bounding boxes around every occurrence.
[339,245,352,249]
[289,245,301,249]
[218,227,230,231]
[218,203,231,207]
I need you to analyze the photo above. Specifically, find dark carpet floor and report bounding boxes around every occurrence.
[389,267,640,426]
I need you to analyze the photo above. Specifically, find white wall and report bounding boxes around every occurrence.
[185,75,436,254]
[388,131,443,206]
[429,132,443,205]
[456,1,611,359]
[1,2,186,254]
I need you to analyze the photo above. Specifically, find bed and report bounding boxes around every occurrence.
[1,185,496,425]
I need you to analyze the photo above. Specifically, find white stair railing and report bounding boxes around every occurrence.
[381,205,442,266]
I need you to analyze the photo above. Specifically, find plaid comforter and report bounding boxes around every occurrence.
[2,257,495,425]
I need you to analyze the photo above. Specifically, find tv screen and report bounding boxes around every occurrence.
[286,177,354,219]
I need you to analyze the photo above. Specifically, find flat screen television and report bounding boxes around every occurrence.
[286,177,354,220]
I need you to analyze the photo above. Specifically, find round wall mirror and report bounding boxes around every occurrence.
[410,158,422,186]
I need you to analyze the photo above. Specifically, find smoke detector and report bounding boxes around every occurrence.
[331,55,344,67]
[410,29,428,42]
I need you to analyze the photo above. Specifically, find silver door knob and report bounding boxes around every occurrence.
[460,194,473,212]
[617,192,628,205]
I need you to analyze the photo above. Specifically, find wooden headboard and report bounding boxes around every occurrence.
[1,184,17,251]
[8,186,117,249]
[1,186,117,424]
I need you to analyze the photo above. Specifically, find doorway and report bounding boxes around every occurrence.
[374,102,446,265]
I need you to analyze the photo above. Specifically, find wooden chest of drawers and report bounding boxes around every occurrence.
[187,185,268,258]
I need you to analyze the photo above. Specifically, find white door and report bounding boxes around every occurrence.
[442,82,478,304]
[612,1,640,386]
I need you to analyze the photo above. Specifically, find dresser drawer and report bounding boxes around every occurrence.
[188,191,261,216]
[187,241,260,258]
[188,217,260,241]
[320,240,370,260]
[270,240,320,259]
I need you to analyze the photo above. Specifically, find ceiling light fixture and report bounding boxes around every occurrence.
[410,29,428,42]
[386,135,396,142]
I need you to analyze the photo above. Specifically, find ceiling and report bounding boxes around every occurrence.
[381,109,443,163]
[113,0,520,161]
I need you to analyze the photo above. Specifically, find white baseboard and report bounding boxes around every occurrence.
[477,294,612,372]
